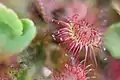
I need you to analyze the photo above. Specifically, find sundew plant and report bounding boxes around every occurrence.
[0,0,120,80]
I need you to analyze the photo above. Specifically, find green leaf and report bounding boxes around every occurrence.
[0,4,23,36]
[1,19,36,53]
[104,22,120,59]
[0,4,36,54]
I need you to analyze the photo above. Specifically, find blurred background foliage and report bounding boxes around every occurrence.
[1,0,120,80]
